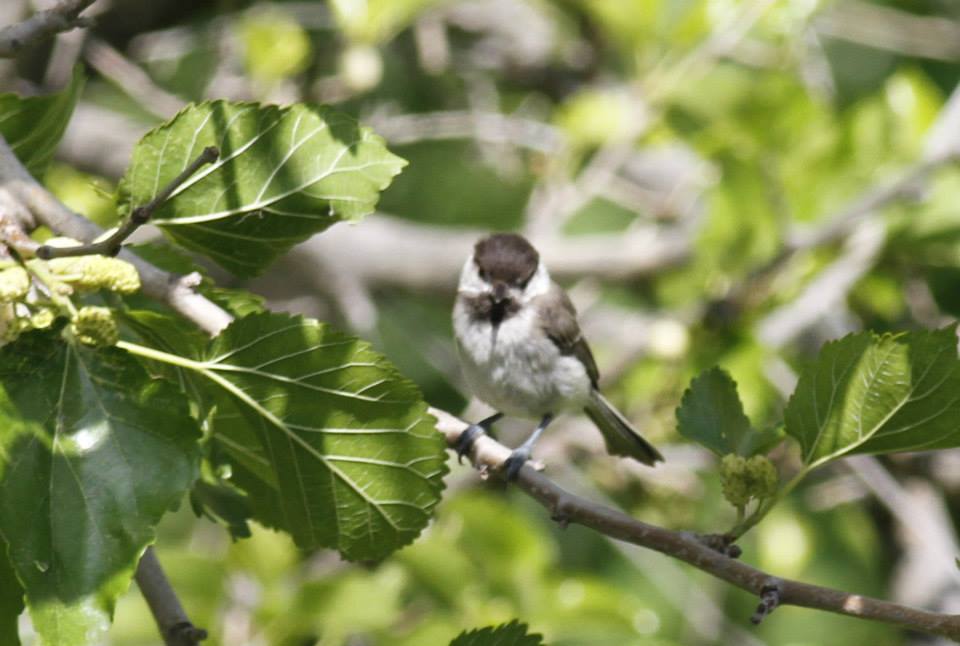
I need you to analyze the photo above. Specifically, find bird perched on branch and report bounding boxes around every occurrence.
[453,232,663,479]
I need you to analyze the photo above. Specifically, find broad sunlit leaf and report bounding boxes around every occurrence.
[118,101,406,276]
[784,327,960,467]
[0,331,200,646]
[127,312,448,561]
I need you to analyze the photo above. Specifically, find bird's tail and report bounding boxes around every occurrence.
[584,390,663,466]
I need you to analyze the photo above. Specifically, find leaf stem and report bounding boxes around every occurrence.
[118,339,205,371]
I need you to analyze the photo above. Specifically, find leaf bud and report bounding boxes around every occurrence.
[720,454,778,508]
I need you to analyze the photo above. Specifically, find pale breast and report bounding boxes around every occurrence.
[453,298,592,417]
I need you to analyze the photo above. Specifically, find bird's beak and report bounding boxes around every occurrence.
[492,281,508,303]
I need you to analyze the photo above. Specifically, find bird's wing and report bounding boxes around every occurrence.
[536,283,600,388]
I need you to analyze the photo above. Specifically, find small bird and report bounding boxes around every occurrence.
[453,232,663,479]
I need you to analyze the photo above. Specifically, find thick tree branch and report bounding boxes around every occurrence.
[0,0,97,57]
[429,406,960,641]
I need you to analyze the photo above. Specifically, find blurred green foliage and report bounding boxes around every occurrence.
[31,0,960,643]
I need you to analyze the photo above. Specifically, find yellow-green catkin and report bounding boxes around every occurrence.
[30,308,55,329]
[47,256,140,294]
[69,306,119,347]
[0,267,30,302]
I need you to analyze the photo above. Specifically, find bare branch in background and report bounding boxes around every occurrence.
[786,152,955,252]
[414,14,450,74]
[268,213,692,295]
[846,456,960,602]
[755,81,960,347]
[368,110,567,155]
[431,406,960,642]
[645,0,778,100]
[0,0,97,57]
[815,1,960,63]
[83,37,184,120]
[757,218,886,348]
[59,102,145,178]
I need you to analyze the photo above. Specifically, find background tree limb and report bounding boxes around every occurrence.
[0,0,97,57]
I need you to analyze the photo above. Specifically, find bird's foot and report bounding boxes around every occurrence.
[503,446,532,481]
[455,424,485,464]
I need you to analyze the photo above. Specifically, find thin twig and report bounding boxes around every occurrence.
[35,146,219,260]
[136,547,208,646]
[0,136,232,335]
[0,0,97,57]
[430,407,960,641]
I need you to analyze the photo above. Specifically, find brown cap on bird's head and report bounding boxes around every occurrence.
[473,233,540,293]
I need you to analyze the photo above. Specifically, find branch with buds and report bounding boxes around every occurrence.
[430,407,960,641]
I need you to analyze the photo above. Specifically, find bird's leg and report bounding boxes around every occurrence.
[503,413,554,481]
[456,412,503,463]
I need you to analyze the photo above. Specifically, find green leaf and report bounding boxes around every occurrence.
[123,312,449,561]
[118,101,407,276]
[450,620,544,646]
[189,472,253,540]
[0,538,23,646]
[0,330,201,645]
[0,66,84,178]
[784,327,960,468]
[676,367,781,456]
